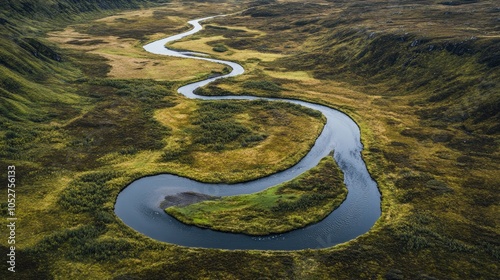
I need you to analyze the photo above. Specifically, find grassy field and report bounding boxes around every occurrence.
[152,99,325,182]
[48,23,228,81]
[0,0,498,279]
[166,156,347,235]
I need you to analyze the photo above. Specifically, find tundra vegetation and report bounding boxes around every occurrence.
[0,0,498,279]
[166,156,348,235]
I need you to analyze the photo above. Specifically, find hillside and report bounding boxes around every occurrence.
[0,0,168,122]
[1,0,498,279]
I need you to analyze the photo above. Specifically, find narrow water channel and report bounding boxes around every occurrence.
[114,16,381,250]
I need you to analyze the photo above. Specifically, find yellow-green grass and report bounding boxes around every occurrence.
[156,1,499,277]
[2,1,499,279]
[168,26,284,64]
[169,36,286,86]
[113,97,326,183]
[48,27,226,81]
[166,156,347,235]
[45,3,248,82]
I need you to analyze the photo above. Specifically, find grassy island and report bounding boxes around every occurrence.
[166,156,348,235]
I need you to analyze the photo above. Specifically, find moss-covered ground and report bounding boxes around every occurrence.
[0,0,498,279]
[166,156,347,235]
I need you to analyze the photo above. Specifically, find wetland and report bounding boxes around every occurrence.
[1,0,498,279]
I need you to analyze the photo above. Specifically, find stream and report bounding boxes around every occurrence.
[114,16,381,250]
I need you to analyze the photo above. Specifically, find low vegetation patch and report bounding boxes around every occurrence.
[155,99,325,183]
[166,156,347,235]
[2,1,499,279]
[212,43,228,52]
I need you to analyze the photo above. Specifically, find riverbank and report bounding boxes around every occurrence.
[115,15,380,250]
[4,1,498,278]
[165,156,348,235]
[160,191,220,208]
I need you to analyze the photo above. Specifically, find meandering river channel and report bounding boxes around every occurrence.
[114,16,381,250]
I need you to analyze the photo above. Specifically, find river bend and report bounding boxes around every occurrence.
[114,16,381,250]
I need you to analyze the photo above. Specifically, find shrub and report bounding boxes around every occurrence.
[58,171,119,213]
[213,44,228,52]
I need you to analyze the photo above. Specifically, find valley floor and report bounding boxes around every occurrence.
[0,0,498,279]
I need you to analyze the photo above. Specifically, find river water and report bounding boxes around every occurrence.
[114,16,381,250]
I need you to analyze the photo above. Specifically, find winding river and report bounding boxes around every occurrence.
[114,16,381,250]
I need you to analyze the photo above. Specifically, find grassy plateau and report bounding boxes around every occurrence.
[0,0,498,279]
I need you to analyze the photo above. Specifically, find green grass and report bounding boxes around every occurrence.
[0,0,499,279]
[166,156,347,235]
[154,98,325,183]
[212,43,228,52]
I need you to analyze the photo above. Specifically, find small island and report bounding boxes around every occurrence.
[165,156,348,235]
